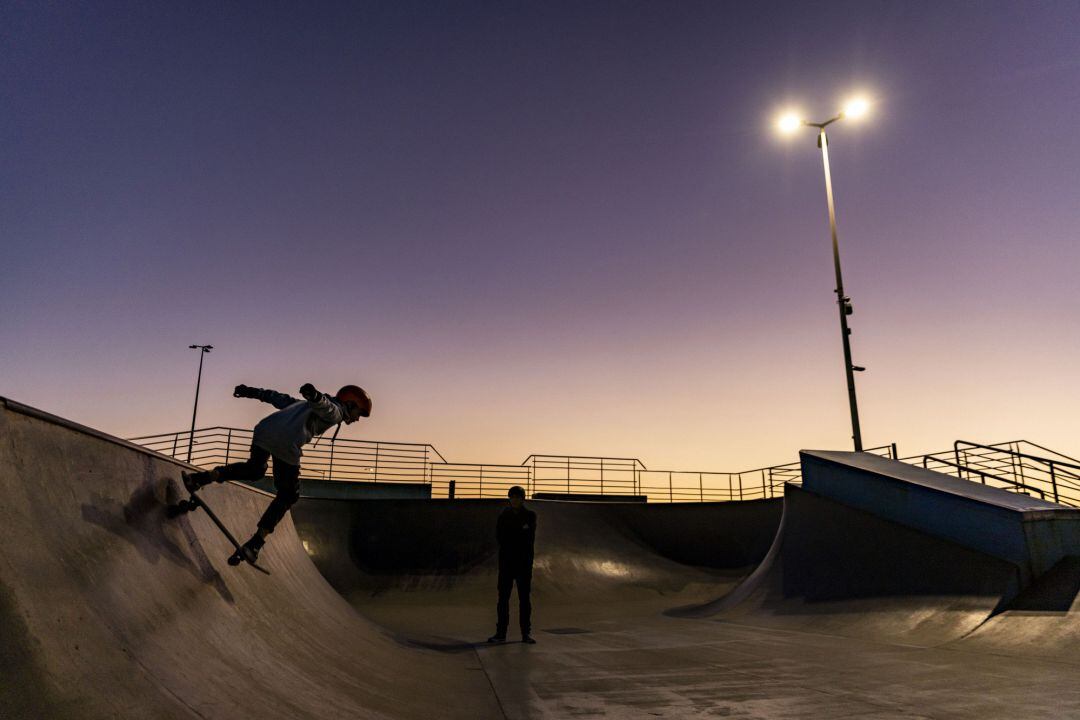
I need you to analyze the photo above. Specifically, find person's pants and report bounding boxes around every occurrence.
[496,563,533,636]
[214,446,301,534]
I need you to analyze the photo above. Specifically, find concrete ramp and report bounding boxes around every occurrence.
[683,451,1080,653]
[291,496,780,641]
[0,398,500,719]
[955,555,1080,661]
[681,484,1024,644]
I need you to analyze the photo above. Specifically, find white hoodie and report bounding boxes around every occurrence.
[249,388,344,466]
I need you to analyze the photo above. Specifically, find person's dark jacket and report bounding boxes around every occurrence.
[496,507,537,567]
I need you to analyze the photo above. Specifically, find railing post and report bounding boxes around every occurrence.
[171,432,179,459]
[738,473,743,501]
[1050,462,1059,504]
[328,433,335,482]
[600,458,605,496]
[567,457,571,494]
[225,428,232,465]
[954,442,964,480]
[891,442,898,459]
[699,472,703,502]
[668,471,673,503]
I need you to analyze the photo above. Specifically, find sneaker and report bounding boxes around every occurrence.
[486,634,506,644]
[522,635,537,645]
[182,469,218,494]
[228,536,264,566]
[181,471,203,494]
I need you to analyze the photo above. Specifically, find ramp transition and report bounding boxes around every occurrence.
[0,398,500,719]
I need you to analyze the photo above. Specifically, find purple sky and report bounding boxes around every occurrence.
[3,1,1078,472]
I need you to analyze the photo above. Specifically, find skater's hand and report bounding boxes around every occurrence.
[300,383,321,402]
[233,384,255,398]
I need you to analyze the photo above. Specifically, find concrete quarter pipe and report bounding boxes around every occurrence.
[0,399,500,719]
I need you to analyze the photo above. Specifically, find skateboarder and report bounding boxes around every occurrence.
[488,485,537,644]
[183,382,371,564]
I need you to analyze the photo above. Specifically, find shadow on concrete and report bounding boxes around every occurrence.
[1006,556,1080,614]
[80,476,234,604]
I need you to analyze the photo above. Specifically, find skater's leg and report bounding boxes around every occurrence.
[234,458,300,564]
[491,564,513,640]
[517,569,533,639]
[185,446,269,491]
[254,457,301,535]
[217,446,271,482]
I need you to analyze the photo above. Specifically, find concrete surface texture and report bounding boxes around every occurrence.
[0,399,500,719]
[3,395,1080,719]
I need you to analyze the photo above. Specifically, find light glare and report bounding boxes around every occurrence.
[842,97,870,120]
[776,112,802,134]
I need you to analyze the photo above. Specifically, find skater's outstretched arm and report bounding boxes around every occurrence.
[234,384,300,409]
[299,383,345,425]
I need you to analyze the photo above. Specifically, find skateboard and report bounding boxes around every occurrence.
[167,481,271,575]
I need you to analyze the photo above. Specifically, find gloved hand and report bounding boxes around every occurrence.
[233,384,256,399]
[300,383,321,402]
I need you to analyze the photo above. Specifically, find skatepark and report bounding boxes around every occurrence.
[3,394,1080,719]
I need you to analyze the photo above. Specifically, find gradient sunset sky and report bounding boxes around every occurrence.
[3,1,1078,473]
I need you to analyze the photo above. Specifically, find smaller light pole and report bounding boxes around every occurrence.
[776,97,871,451]
[187,344,213,462]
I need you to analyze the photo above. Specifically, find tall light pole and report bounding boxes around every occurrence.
[776,97,870,451]
[187,344,213,462]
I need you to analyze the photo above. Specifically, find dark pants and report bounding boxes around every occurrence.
[215,446,301,534]
[496,561,533,637]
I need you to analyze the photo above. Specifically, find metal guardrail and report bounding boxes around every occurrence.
[130,427,902,503]
[914,440,1080,508]
[129,427,446,485]
[133,427,1080,508]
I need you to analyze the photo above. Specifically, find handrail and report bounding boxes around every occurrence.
[953,440,1080,505]
[922,456,1046,499]
[127,425,1076,506]
[1009,439,1080,465]
[953,440,1080,474]
[521,454,648,470]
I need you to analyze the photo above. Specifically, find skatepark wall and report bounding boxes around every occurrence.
[290,496,781,612]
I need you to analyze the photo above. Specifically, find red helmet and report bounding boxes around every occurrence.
[335,385,372,417]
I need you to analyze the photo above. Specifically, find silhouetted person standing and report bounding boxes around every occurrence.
[488,486,537,644]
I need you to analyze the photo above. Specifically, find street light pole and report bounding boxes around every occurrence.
[815,125,863,451]
[776,97,871,452]
[187,344,213,462]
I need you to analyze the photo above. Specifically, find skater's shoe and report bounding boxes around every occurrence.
[182,469,218,494]
[486,634,507,644]
[521,635,537,645]
[228,535,265,566]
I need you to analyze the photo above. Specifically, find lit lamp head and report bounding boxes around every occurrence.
[776,112,803,135]
[841,97,870,121]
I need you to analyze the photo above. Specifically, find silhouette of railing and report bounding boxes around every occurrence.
[916,440,1080,508]
[130,427,901,503]
[129,427,445,485]
[135,427,1079,507]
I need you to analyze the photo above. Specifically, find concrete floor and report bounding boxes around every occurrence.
[355,592,1080,719]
